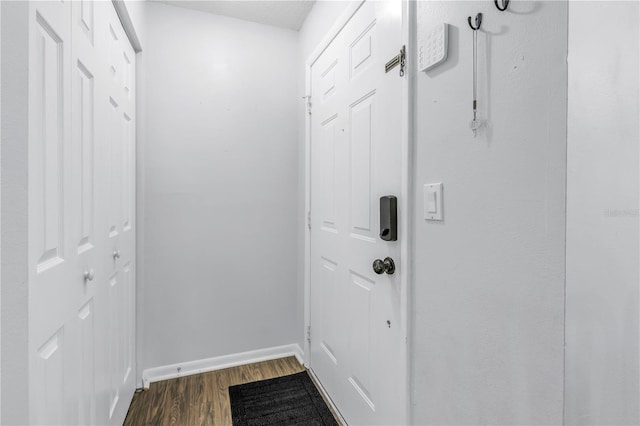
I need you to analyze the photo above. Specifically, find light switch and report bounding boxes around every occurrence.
[424,183,443,221]
[427,191,437,213]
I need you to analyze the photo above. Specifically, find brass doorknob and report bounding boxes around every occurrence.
[372,257,395,275]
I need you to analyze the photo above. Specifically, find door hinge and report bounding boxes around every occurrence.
[307,211,311,230]
[307,325,311,343]
[303,95,312,115]
[385,45,406,77]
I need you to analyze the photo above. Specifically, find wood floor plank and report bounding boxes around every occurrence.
[124,356,306,425]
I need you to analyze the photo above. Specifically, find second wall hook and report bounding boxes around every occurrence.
[494,0,510,12]
[467,13,482,31]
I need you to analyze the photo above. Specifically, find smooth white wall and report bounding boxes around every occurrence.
[565,2,640,425]
[140,2,300,371]
[1,2,29,423]
[411,2,567,424]
[296,0,352,351]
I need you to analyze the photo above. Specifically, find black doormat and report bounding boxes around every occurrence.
[229,371,339,426]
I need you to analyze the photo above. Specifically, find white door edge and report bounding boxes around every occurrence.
[107,0,145,390]
[111,0,143,53]
[307,368,349,426]
[399,1,414,423]
[302,1,413,424]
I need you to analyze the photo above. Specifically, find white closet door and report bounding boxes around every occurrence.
[98,3,137,423]
[28,2,75,423]
[28,1,136,424]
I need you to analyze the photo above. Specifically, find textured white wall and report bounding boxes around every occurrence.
[139,2,300,371]
[565,2,640,425]
[0,2,29,423]
[411,1,567,424]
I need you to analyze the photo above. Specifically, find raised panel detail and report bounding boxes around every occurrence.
[35,329,65,425]
[122,114,132,231]
[123,52,131,99]
[350,21,376,78]
[122,263,132,384]
[34,13,65,273]
[108,274,120,419]
[320,115,338,232]
[321,60,337,101]
[348,271,375,411]
[79,0,94,44]
[108,97,120,237]
[77,61,94,252]
[350,92,375,239]
[78,300,96,425]
[320,258,339,365]
[109,390,120,420]
[109,25,118,79]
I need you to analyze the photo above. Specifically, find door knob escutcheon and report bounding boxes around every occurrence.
[372,257,395,275]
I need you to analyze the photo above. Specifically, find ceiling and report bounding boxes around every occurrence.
[153,0,316,31]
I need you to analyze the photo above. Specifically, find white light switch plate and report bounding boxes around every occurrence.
[424,183,443,221]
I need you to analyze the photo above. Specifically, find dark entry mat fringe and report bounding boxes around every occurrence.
[228,371,338,426]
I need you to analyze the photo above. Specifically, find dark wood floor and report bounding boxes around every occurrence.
[123,356,308,425]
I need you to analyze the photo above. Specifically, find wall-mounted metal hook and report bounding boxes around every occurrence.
[494,0,510,12]
[467,13,482,31]
[468,13,482,137]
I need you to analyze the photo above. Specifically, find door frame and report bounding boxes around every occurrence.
[303,1,414,423]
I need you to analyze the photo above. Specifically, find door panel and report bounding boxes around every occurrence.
[77,299,96,426]
[34,330,65,425]
[123,262,134,384]
[309,1,404,424]
[28,1,136,424]
[350,93,375,239]
[122,113,133,231]
[76,60,95,252]
[71,2,101,424]
[108,96,121,238]
[102,3,137,422]
[29,3,73,424]
[320,117,338,231]
[32,10,67,274]
[79,0,95,45]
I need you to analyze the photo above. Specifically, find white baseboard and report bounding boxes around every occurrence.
[141,343,304,389]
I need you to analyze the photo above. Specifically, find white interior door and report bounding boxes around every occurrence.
[71,0,99,423]
[100,3,137,422]
[28,2,74,422]
[309,1,405,424]
[28,1,136,424]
